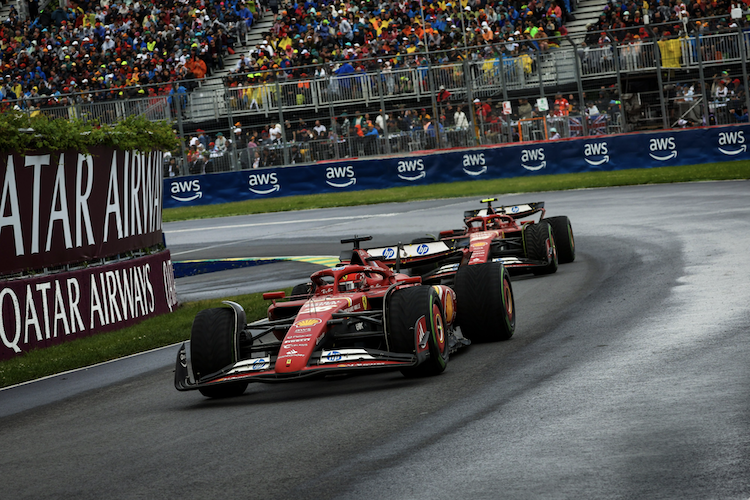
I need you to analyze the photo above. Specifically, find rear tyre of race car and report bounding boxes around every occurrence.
[523,221,558,275]
[454,262,515,342]
[387,286,449,377]
[546,216,575,264]
[190,307,248,398]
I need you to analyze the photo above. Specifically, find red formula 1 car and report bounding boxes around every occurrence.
[366,198,575,284]
[174,236,515,399]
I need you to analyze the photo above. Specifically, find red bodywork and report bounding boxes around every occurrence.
[365,200,556,283]
[175,242,460,392]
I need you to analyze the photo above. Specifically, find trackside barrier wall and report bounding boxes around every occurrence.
[0,148,165,275]
[164,125,750,208]
[0,250,178,361]
[0,146,178,360]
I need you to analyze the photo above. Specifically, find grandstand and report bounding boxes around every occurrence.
[2,0,749,173]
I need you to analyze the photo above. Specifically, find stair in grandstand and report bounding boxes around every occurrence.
[207,15,274,86]
[567,0,610,42]
[185,81,227,122]
[0,2,13,25]
[184,15,273,122]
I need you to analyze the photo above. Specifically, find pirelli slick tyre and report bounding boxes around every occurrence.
[523,221,558,275]
[454,262,515,342]
[546,216,575,264]
[190,308,248,398]
[387,286,449,377]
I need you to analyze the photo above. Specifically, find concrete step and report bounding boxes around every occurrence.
[567,0,609,40]
[206,18,274,85]
[187,83,227,121]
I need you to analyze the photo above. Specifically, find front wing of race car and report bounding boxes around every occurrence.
[175,307,470,392]
[174,342,418,391]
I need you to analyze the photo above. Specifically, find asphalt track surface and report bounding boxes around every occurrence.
[1,181,749,499]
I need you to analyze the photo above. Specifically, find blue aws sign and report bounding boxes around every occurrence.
[163,125,750,208]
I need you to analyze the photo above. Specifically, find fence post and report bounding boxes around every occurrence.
[607,30,626,133]
[737,26,750,117]
[376,69,391,155]
[427,60,442,148]
[648,28,669,130]
[497,52,509,103]
[536,52,545,99]
[175,95,187,175]
[565,35,589,135]
[275,78,289,166]
[694,33,710,126]
[226,87,238,171]
[464,58,479,147]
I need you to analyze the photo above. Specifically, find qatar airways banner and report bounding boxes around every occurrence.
[0,250,178,360]
[0,148,164,275]
[163,124,750,208]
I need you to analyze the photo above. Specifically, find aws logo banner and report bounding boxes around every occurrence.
[248,172,280,195]
[717,131,746,156]
[583,142,610,166]
[170,179,203,202]
[649,137,677,161]
[326,166,356,188]
[397,159,425,181]
[462,153,487,176]
[520,148,546,171]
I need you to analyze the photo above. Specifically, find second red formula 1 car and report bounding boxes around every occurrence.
[175,236,515,399]
[366,198,575,284]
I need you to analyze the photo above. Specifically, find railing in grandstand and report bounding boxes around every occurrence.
[5,95,173,125]
[6,29,749,126]
[178,112,624,176]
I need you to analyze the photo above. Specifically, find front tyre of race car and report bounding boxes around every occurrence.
[190,307,248,398]
[387,286,449,377]
[454,262,515,342]
[523,221,558,275]
[545,216,575,264]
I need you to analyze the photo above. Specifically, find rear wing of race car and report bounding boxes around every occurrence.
[464,200,545,221]
[365,241,463,269]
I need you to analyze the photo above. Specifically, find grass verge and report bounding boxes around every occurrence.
[162,161,750,222]
[0,290,283,389]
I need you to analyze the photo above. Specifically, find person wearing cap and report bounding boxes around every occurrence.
[269,122,282,142]
[714,79,729,103]
[549,127,561,140]
[474,98,491,121]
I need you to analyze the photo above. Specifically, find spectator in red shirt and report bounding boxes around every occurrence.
[554,93,570,115]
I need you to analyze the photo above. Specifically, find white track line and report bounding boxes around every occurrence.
[166,213,403,234]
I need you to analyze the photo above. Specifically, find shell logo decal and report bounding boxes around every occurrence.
[471,241,488,247]
[294,318,322,328]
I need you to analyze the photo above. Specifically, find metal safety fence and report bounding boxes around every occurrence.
[4,18,749,176]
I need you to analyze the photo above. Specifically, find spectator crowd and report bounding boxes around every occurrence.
[2,0,748,110]
[1,0,263,107]
[224,0,576,86]
[2,0,581,108]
